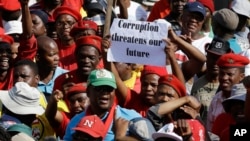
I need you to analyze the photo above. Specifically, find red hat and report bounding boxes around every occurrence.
[197,0,215,13]
[70,20,98,37]
[0,0,20,11]
[216,53,249,67]
[66,83,87,98]
[73,115,105,138]
[158,74,186,97]
[75,35,102,53]
[142,65,167,77]
[0,34,14,44]
[53,6,82,21]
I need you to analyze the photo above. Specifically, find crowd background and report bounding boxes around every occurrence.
[0,0,249,141]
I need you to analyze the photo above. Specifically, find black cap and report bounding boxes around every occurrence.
[205,37,233,56]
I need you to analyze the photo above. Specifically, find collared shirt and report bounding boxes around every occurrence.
[63,105,142,141]
[38,67,68,95]
[207,91,226,131]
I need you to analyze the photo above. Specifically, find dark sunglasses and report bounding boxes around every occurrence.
[93,86,114,93]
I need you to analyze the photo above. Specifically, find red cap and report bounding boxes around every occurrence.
[0,0,20,11]
[158,74,186,97]
[75,35,102,53]
[73,115,105,138]
[66,83,87,98]
[197,0,215,13]
[70,20,98,37]
[216,53,249,67]
[53,6,82,21]
[142,65,167,77]
[0,34,14,44]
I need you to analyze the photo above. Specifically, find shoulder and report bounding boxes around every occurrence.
[116,105,142,119]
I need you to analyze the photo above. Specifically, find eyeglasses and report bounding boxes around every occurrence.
[93,86,114,93]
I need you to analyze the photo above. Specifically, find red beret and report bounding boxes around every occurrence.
[70,20,98,37]
[142,65,168,77]
[197,0,214,13]
[158,74,186,97]
[0,34,14,44]
[53,6,82,21]
[0,0,20,11]
[67,83,87,98]
[75,35,102,53]
[217,53,249,67]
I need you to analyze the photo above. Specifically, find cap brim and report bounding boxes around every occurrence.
[152,132,183,141]
[188,8,205,19]
[91,80,117,89]
[73,127,102,138]
[0,91,45,115]
[142,1,155,6]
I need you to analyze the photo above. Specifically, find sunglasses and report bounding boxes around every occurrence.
[93,86,114,93]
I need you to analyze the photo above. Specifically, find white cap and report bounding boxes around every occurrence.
[3,20,23,35]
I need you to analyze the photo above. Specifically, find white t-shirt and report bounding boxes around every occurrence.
[115,1,148,21]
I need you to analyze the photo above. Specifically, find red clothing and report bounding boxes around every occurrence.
[54,111,71,139]
[56,40,77,71]
[0,35,37,90]
[123,89,150,117]
[30,0,84,21]
[147,0,171,21]
[211,113,236,137]
[53,69,85,92]
[187,119,206,141]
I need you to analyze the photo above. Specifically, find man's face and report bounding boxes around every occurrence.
[140,74,160,105]
[181,11,204,35]
[0,43,12,71]
[56,14,76,41]
[170,0,187,14]
[13,65,39,87]
[38,41,60,70]
[156,84,179,103]
[68,93,89,115]
[206,52,221,75]
[75,46,101,76]
[87,85,115,111]
[219,67,244,92]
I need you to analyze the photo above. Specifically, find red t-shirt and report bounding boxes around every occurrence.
[56,40,77,71]
[123,89,150,117]
[54,111,71,139]
[212,113,236,137]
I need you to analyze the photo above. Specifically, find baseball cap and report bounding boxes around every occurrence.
[87,69,117,89]
[231,0,250,18]
[0,82,45,115]
[184,2,206,19]
[73,115,105,138]
[212,8,239,31]
[7,123,32,137]
[205,37,233,56]
[128,117,156,141]
[222,83,246,112]
[152,123,183,141]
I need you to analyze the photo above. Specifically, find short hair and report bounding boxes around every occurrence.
[14,59,39,75]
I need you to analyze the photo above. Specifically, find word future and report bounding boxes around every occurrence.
[126,48,150,58]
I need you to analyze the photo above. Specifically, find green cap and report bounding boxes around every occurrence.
[87,69,117,89]
[7,123,33,137]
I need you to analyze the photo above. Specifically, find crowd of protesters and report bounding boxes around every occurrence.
[0,0,249,140]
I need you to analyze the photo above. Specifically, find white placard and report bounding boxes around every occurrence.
[107,18,169,66]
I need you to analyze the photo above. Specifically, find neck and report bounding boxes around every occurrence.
[38,66,55,83]
[205,73,219,83]
[0,70,8,82]
[222,90,231,98]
